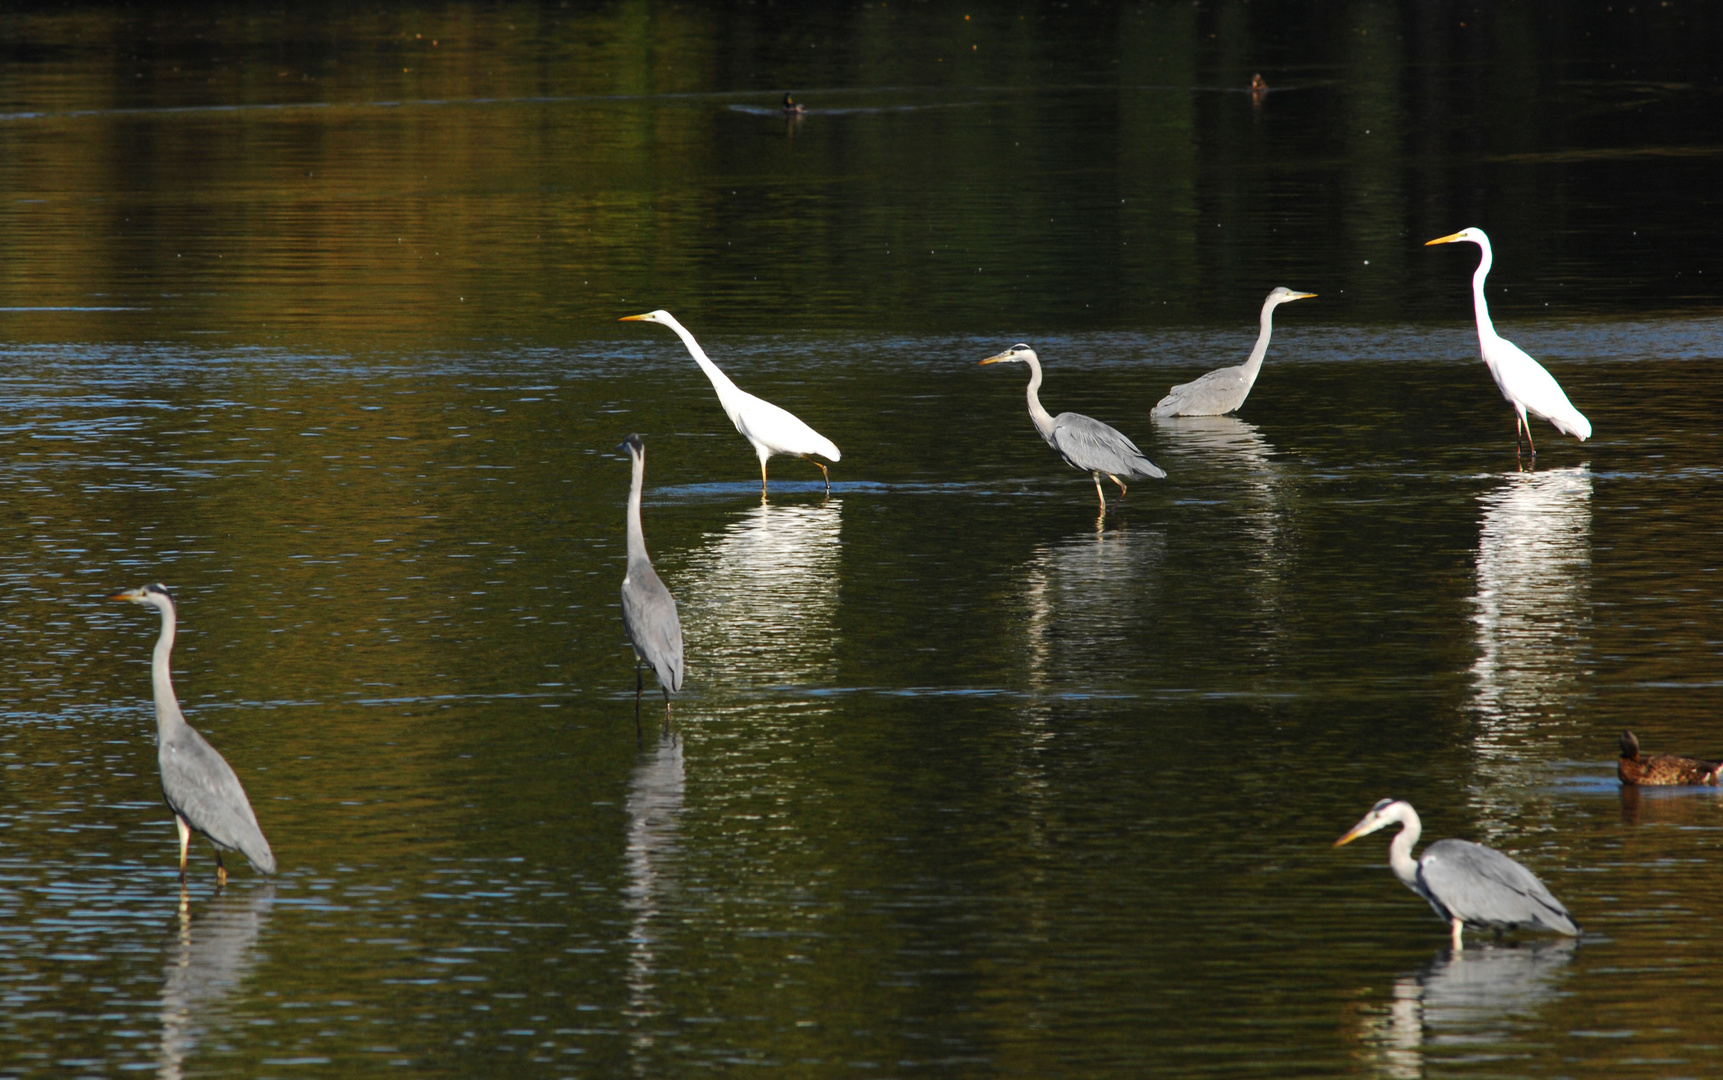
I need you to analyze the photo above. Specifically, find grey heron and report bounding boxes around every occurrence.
[1426,228,1591,455]
[979,343,1166,512]
[113,584,276,885]
[1334,798,1578,948]
[619,434,685,732]
[621,310,840,495]
[1151,287,1315,417]
[1618,730,1722,786]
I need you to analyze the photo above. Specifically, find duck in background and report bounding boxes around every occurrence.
[1617,730,1722,786]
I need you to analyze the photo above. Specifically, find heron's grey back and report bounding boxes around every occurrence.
[159,727,276,875]
[1050,412,1167,479]
[1152,365,1250,418]
[1420,839,1577,935]
[622,559,685,695]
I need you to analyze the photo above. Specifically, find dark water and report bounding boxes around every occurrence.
[2,4,1723,1077]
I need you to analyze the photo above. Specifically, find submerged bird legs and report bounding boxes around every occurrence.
[758,455,832,497]
[175,815,228,887]
[1092,471,1128,512]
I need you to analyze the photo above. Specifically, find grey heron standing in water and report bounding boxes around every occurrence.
[113,584,276,886]
[1334,798,1579,948]
[1152,287,1315,417]
[979,343,1166,512]
[621,310,841,495]
[619,434,684,734]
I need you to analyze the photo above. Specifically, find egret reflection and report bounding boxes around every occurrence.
[1356,939,1576,1080]
[675,500,843,689]
[159,885,275,1080]
[1469,466,1592,740]
[623,730,685,1065]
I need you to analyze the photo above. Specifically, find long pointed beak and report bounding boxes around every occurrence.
[978,352,1012,365]
[1425,232,1465,246]
[1291,292,1317,300]
[619,313,649,322]
[111,588,144,602]
[1332,823,1370,848]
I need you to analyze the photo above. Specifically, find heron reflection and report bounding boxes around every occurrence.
[623,730,685,1064]
[674,500,843,689]
[1021,524,1166,694]
[159,885,275,1080]
[1356,938,1576,1080]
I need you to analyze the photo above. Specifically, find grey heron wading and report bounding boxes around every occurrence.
[979,344,1166,512]
[1426,228,1591,456]
[1152,287,1315,417]
[1334,798,1578,948]
[619,434,685,730]
[113,584,275,885]
[621,310,840,495]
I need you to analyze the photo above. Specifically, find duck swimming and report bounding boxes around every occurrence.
[1618,730,1722,786]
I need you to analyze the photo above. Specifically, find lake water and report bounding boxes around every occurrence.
[2,4,1722,1077]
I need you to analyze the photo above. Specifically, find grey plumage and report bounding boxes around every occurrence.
[619,434,685,723]
[979,344,1166,512]
[114,584,275,883]
[1335,798,1578,948]
[1152,287,1315,418]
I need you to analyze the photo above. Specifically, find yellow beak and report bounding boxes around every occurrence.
[1332,825,1367,849]
[1425,232,1466,246]
[1290,292,1317,300]
[978,352,1012,365]
[619,313,649,322]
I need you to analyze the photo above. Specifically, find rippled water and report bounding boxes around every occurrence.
[3,4,1723,1078]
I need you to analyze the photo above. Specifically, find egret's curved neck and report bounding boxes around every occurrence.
[149,600,187,738]
[1385,804,1423,890]
[1240,298,1280,389]
[656,315,747,419]
[626,449,650,566]
[1021,355,1057,444]
[1468,238,1499,344]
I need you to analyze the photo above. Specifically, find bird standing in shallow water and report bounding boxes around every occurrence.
[1617,730,1722,786]
[619,434,684,736]
[782,92,805,114]
[114,584,275,886]
[1426,228,1591,458]
[1152,287,1315,417]
[980,343,1166,513]
[1334,798,1578,949]
[621,310,841,496]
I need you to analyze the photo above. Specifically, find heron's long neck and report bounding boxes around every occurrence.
[1469,240,1499,345]
[626,451,650,567]
[661,316,747,420]
[1386,807,1423,890]
[1022,356,1058,444]
[150,603,188,740]
[1240,300,1278,390]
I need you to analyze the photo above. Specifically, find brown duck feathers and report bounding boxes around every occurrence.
[1618,730,1723,786]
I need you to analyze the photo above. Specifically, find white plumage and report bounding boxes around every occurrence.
[621,310,841,493]
[1427,228,1591,454]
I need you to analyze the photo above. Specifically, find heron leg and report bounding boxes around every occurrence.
[663,690,674,735]
[215,850,227,889]
[1108,473,1128,498]
[1450,917,1464,950]
[1092,472,1108,513]
[175,815,191,880]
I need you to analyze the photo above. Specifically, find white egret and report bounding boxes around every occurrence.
[622,310,841,494]
[1152,287,1316,417]
[1426,228,1591,455]
[1334,798,1580,948]
[980,344,1166,512]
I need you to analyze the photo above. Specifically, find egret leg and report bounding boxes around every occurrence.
[1450,917,1464,950]
[1092,472,1108,513]
[215,850,227,889]
[1523,418,1537,457]
[175,815,191,880]
[760,458,770,497]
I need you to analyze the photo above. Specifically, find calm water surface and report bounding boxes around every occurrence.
[2,4,1722,1078]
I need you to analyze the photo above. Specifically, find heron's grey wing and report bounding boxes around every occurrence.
[1151,365,1250,417]
[159,728,276,874]
[1419,840,1577,935]
[621,564,685,694]
[1050,413,1167,479]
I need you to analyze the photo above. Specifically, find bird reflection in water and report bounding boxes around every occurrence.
[674,499,843,689]
[1468,466,1591,779]
[1354,939,1576,1080]
[1021,524,1165,695]
[159,884,275,1080]
[623,729,684,1066]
